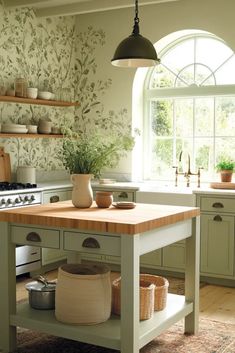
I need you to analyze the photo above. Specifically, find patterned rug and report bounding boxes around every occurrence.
[15,318,235,353]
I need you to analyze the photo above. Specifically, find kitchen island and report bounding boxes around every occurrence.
[0,201,200,353]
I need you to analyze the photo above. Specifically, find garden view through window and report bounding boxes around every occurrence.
[143,33,235,182]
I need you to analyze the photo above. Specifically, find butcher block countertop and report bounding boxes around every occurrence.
[0,200,200,235]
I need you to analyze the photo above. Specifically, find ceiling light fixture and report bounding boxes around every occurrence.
[111,0,160,68]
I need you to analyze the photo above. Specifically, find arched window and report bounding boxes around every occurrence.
[134,31,235,183]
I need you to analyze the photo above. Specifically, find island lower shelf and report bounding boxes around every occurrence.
[11,294,193,350]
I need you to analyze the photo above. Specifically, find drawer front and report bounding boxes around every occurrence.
[43,190,71,204]
[11,226,60,249]
[113,191,134,202]
[201,197,235,213]
[64,232,121,256]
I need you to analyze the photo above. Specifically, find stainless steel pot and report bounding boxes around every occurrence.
[25,277,56,310]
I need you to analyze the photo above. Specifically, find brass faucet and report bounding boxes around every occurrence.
[173,151,203,187]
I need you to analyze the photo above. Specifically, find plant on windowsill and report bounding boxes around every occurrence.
[215,159,235,183]
[58,128,135,208]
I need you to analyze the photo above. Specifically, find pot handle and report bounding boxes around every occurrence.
[26,232,41,242]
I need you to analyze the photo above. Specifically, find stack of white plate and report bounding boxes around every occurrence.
[1,124,28,134]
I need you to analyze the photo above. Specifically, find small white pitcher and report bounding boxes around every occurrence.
[71,174,93,208]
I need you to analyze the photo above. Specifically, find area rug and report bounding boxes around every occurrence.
[15,318,235,353]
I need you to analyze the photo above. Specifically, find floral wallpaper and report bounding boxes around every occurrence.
[0,3,132,180]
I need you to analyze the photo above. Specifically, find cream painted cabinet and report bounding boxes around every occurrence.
[41,188,72,267]
[197,195,235,278]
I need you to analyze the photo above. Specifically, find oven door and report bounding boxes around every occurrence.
[16,245,41,276]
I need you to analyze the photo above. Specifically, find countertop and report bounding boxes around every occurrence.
[0,200,199,235]
[38,179,235,195]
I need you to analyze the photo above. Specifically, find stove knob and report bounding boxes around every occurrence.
[1,199,6,205]
[15,198,20,204]
[30,195,35,202]
[24,196,29,202]
[7,198,13,205]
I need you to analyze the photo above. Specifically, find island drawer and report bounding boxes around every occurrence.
[200,197,235,213]
[11,226,60,249]
[64,232,121,256]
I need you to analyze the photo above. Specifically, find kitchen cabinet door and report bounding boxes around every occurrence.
[200,214,234,276]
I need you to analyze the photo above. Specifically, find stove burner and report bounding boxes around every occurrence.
[0,182,37,191]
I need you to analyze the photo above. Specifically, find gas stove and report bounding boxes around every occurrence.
[0,182,41,209]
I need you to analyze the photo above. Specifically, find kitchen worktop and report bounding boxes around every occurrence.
[0,200,199,235]
[37,179,235,195]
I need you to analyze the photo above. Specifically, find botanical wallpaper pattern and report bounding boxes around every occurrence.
[0,3,131,179]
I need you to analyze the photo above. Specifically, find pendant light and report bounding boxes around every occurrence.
[111,0,160,68]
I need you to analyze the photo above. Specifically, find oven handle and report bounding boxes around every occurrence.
[26,232,41,243]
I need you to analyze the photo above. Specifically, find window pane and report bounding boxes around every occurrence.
[175,65,194,87]
[194,138,214,179]
[175,99,193,137]
[151,99,173,136]
[195,98,214,136]
[150,138,173,179]
[215,97,235,136]
[195,64,215,86]
[163,39,194,74]
[214,55,235,84]
[196,37,233,71]
[215,137,235,162]
[149,65,176,88]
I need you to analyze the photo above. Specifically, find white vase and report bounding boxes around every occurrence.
[71,174,93,208]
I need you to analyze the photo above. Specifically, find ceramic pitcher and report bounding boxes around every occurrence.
[71,174,93,208]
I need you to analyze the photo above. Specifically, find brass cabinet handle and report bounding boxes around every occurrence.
[213,215,222,222]
[82,237,100,249]
[118,191,128,199]
[212,202,224,208]
[26,232,41,242]
[50,195,60,203]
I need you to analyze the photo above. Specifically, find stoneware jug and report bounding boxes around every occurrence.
[71,174,93,208]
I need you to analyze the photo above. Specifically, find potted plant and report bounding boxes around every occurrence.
[216,159,235,182]
[59,129,135,208]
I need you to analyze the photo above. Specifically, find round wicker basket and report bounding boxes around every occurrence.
[140,274,169,311]
[112,277,155,320]
[55,264,111,325]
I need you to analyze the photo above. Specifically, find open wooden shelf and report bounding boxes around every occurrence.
[0,95,79,107]
[0,133,63,138]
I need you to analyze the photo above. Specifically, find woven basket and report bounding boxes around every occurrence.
[140,274,169,311]
[55,264,111,325]
[112,277,155,320]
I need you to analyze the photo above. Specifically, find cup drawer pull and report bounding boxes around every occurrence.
[50,195,60,203]
[213,215,222,222]
[82,237,100,249]
[212,202,224,208]
[26,232,42,242]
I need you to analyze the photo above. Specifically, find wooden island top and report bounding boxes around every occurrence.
[0,200,200,234]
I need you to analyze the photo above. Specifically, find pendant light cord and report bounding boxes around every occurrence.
[132,0,140,35]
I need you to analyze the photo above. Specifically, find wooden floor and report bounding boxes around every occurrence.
[16,270,235,325]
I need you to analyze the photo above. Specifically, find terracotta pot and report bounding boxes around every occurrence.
[95,191,113,208]
[71,174,93,208]
[220,170,233,182]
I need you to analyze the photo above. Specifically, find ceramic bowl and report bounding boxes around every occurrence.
[26,125,38,134]
[38,91,52,100]
[27,87,38,99]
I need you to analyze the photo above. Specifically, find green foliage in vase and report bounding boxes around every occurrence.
[216,159,235,171]
[59,128,135,178]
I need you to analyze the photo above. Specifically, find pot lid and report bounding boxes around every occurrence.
[25,280,56,292]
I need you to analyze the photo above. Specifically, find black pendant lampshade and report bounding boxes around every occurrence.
[111,0,160,68]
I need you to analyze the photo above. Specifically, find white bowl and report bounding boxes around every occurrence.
[26,125,38,134]
[27,87,38,99]
[38,91,52,100]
